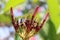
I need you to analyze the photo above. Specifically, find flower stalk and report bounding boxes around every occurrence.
[10,6,49,40]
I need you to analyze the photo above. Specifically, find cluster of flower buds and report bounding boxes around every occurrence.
[10,6,49,40]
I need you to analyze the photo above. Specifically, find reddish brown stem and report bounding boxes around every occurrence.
[36,13,49,32]
[30,6,39,30]
[10,7,19,30]
[32,6,39,20]
[10,7,15,25]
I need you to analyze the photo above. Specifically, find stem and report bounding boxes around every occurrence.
[10,7,15,25]
[36,13,49,32]
[10,7,19,30]
[40,13,49,28]
[31,6,39,20]
[22,38,29,40]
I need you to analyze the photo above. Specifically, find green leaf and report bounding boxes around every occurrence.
[58,0,60,4]
[4,0,25,13]
[39,29,48,40]
[0,0,25,23]
[57,33,60,40]
[0,14,11,24]
[48,19,56,40]
[47,0,60,30]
